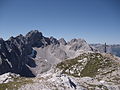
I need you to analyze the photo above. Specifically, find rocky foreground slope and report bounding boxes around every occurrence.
[0,52,120,90]
[19,53,120,90]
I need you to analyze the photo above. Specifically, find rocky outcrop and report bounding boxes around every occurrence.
[0,38,12,75]
[0,72,20,84]
[68,38,92,51]
[25,30,50,47]
[0,34,35,77]
[55,53,120,90]
[58,38,67,45]
[50,36,59,45]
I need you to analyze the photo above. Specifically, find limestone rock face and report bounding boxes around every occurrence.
[50,36,60,45]
[25,30,50,47]
[0,38,12,75]
[0,34,35,77]
[68,38,92,51]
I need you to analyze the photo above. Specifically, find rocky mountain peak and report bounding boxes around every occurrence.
[69,38,86,44]
[50,36,59,45]
[26,30,43,38]
[25,30,44,47]
[58,38,67,45]
[67,38,91,51]
[0,38,4,41]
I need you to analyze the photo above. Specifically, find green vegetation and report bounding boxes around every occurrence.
[0,77,33,90]
[56,53,115,77]
[80,55,102,77]
[56,55,83,77]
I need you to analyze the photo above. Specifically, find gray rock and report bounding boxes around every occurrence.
[0,72,20,84]
[68,38,92,51]
[50,36,59,45]
[58,38,67,45]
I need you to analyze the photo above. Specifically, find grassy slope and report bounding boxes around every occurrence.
[0,77,33,90]
[56,53,117,77]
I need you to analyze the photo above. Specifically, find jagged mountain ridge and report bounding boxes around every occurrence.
[0,30,93,77]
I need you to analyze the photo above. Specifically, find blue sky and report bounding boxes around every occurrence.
[0,0,120,44]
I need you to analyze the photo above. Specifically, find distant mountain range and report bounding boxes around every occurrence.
[91,44,120,57]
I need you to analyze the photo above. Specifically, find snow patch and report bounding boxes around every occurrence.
[45,59,48,62]
[100,80,105,83]
[28,48,36,57]
[5,59,12,68]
